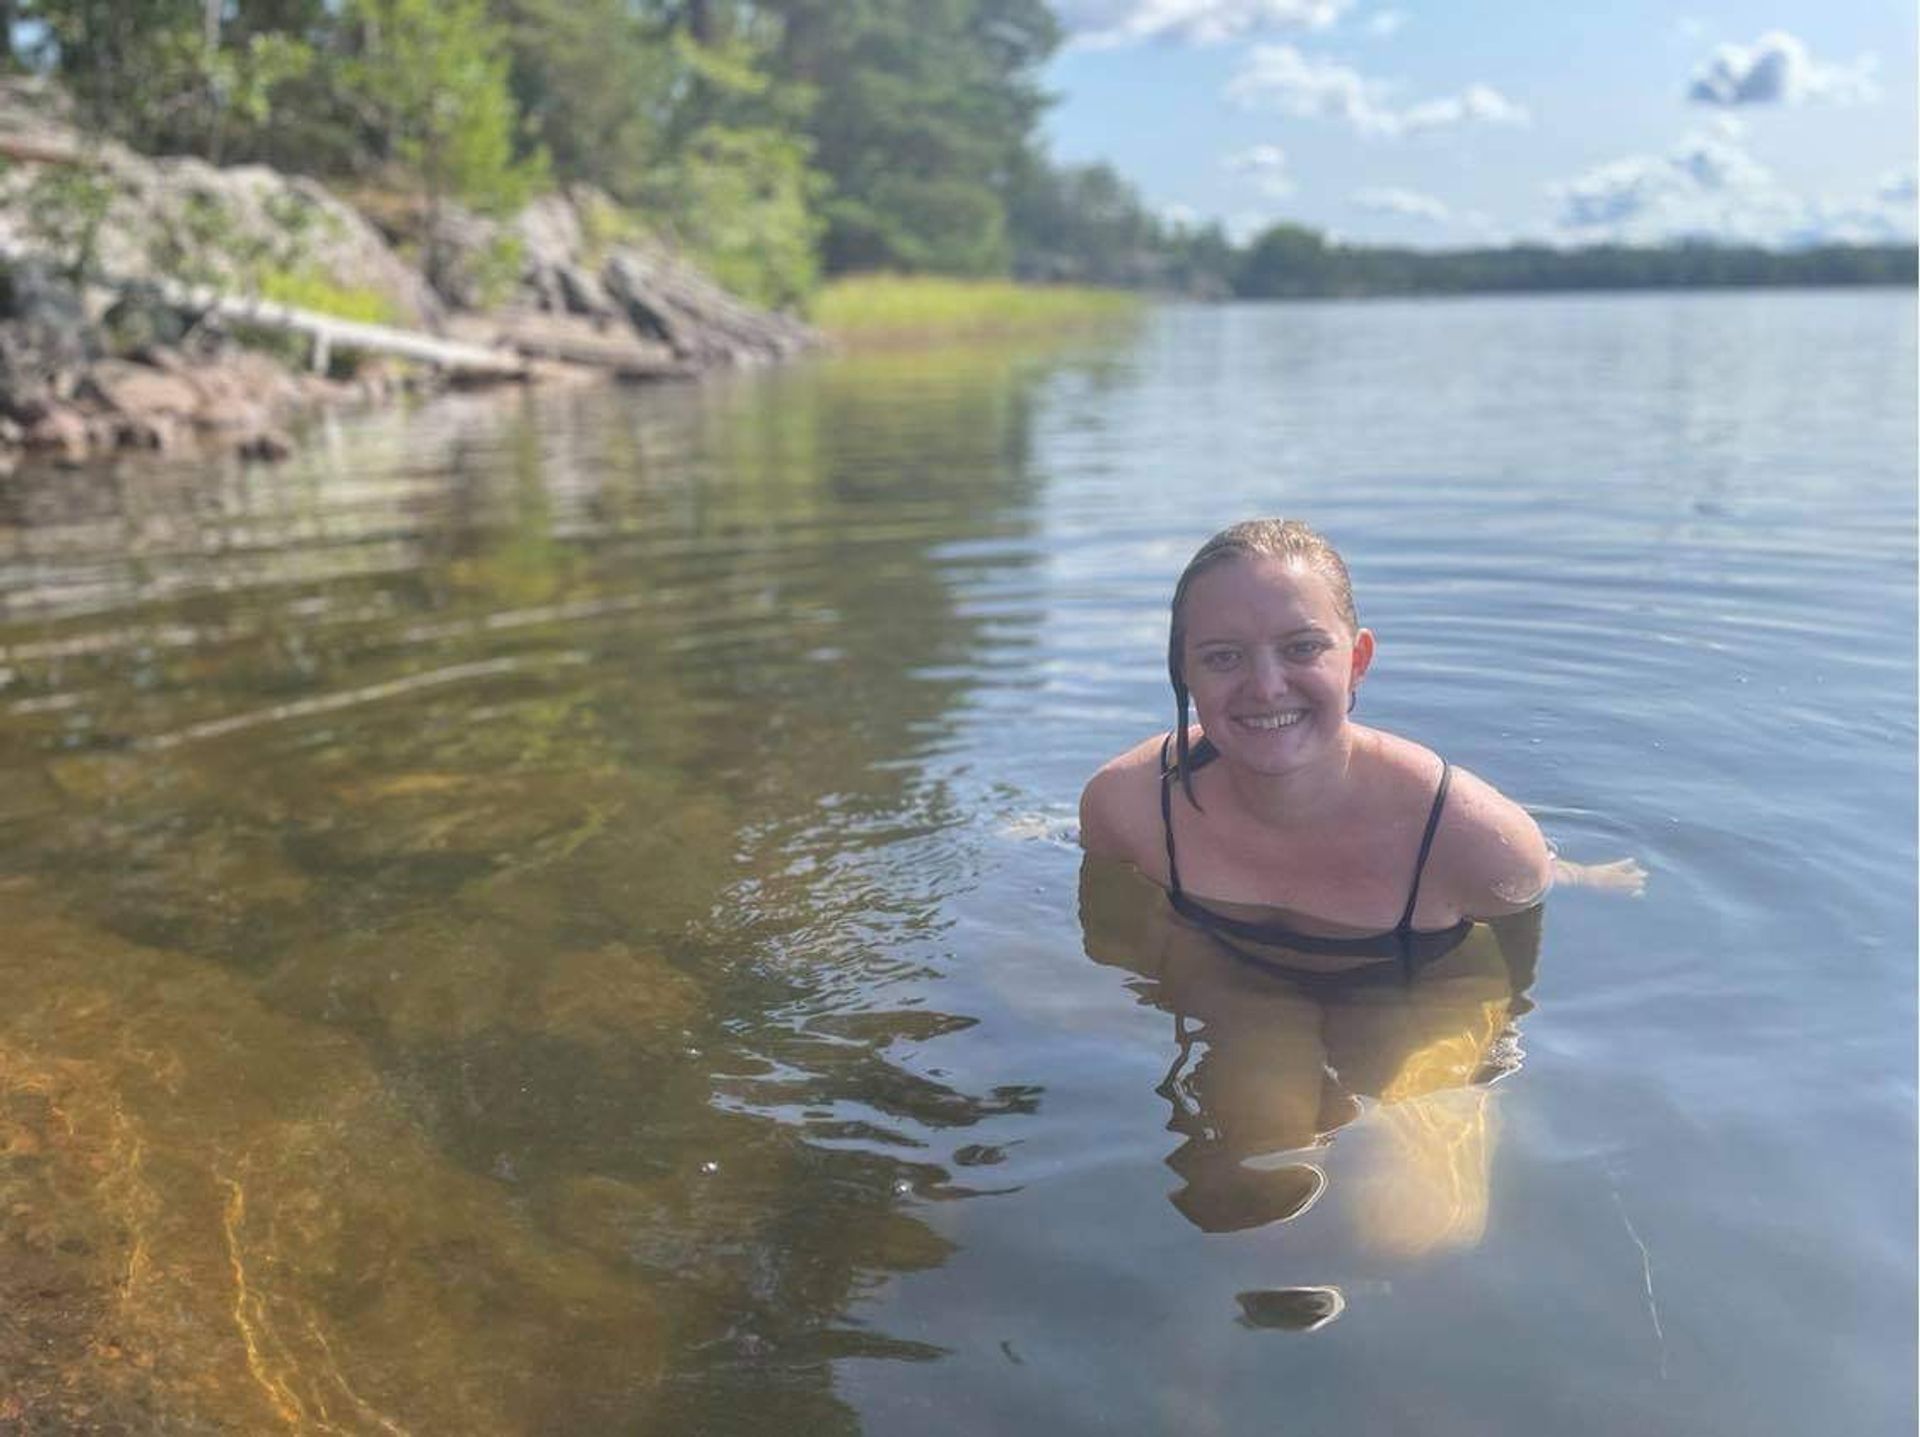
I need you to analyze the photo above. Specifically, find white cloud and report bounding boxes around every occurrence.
[1667,130,1773,192]
[1227,45,1529,137]
[1061,0,1351,48]
[1550,128,1916,245]
[1224,143,1295,197]
[1552,130,1781,234]
[1877,171,1917,205]
[1789,194,1920,245]
[1687,31,1878,107]
[1398,83,1530,133]
[1363,9,1405,38]
[1227,47,1381,125]
[1351,186,1449,221]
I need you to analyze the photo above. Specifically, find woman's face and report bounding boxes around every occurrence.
[1179,555,1373,775]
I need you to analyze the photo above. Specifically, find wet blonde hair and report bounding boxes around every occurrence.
[1166,519,1358,804]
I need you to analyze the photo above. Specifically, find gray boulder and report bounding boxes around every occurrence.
[0,79,442,329]
[0,263,97,418]
[423,188,817,367]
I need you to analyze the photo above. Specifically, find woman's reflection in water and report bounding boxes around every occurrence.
[1080,855,1543,1267]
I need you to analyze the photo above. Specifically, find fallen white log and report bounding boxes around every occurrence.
[0,238,529,380]
[152,275,531,380]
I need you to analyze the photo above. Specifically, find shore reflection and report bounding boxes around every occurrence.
[0,336,1101,1430]
[1080,857,1541,1261]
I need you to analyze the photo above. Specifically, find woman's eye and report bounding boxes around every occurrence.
[1199,649,1240,671]
[1285,640,1330,661]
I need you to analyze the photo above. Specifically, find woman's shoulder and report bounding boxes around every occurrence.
[1352,730,1549,916]
[1424,760,1553,918]
[1078,730,1183,872]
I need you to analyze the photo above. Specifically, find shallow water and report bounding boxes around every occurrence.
[0,291,1912,1435]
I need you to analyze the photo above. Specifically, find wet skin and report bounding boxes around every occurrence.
[1080,554,1554,932]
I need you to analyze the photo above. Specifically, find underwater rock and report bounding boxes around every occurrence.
[1235,1286,1347,1332]
[0,882,667,1432]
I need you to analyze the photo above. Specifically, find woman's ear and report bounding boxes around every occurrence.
[1350,628,1375,684]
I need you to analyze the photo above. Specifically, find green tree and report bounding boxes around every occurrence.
[1006,156,1174,285]
[1235,223,1334,297]
[339,0,543,215]
[17,0,205,142]
[489,0,669,197]
[618,12,825,307]
[646,122,823,307]
[15,1,321,162]
[761,0,1060,276]
[1163,219,1237,298]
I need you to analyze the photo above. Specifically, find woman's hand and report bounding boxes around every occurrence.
[1550,856,1648,897]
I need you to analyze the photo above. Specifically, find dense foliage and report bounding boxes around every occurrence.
[7,2,1911,306]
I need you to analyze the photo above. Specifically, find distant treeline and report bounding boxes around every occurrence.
[1226,226,1920,299]
[9,2,1914,307]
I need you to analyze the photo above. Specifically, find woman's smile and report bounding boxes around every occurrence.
[1233,709,1306,731]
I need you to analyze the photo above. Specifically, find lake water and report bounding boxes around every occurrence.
[0,290,1912,1435]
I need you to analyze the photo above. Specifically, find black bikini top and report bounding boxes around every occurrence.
[1157,732,1474,978]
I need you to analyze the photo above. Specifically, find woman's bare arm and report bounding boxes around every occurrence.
[1078,735,1171,872]
[1430,768,1556,919]
[1549,856,1648,896]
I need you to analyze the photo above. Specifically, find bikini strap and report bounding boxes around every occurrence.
[1396,759,1453,934]
[1158,732,1184,898]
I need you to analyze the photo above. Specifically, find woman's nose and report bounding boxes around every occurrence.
[1247,650,1289,694]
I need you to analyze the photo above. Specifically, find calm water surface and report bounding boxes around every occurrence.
[0,290,1912,1435]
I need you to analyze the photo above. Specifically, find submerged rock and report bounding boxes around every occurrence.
[0,880,668,1432]
[1235,1286,1347,1331]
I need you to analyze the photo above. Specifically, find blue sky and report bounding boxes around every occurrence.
[1040,1,1918,247]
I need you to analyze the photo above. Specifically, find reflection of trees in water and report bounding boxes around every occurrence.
[0,344,1089,1431]
[1081,858,1542,1271]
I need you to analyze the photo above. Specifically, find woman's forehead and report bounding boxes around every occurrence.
[1184,555,1343,628]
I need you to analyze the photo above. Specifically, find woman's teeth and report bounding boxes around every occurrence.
[1240,712,1303,730]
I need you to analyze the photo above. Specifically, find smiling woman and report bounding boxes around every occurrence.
[1079,519,1560,976]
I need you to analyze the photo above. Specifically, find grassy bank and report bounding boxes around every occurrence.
[813,274,1143,343]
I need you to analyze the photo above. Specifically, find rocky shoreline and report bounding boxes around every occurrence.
[0,262,386,469]
[0,79,818,471]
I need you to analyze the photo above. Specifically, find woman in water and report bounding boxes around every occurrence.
[1080,518,1635,974]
